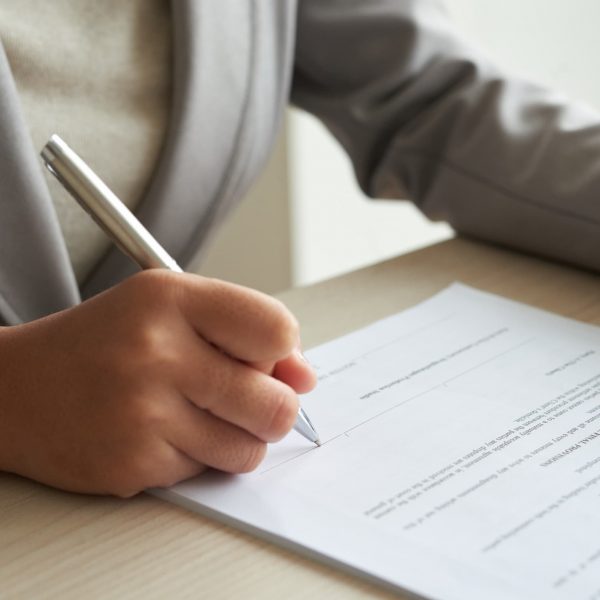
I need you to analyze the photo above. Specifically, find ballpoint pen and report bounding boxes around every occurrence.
[41,134,321,446]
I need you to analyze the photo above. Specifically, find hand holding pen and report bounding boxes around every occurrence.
[42,135,320,446]
[0,136,319,499]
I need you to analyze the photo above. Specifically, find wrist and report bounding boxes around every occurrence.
[0,324,27,474]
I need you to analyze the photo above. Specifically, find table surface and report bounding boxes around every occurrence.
[3,238,600,599]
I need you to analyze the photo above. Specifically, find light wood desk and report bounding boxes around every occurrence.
[3,238,600,598]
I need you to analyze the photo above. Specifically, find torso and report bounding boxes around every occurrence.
[0,0,172,283]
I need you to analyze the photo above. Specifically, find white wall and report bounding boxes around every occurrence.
[445,0,600,104]
[195,130,292,294]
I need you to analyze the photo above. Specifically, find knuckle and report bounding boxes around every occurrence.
[134,399,170,430]
[123,322,180,376]
[117,392,170,433]
[133,318,166,351]
[263,385,299,442]
[120,272,181,326]
[128,269,179,297]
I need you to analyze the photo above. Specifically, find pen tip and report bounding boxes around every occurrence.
[315,439,322,447]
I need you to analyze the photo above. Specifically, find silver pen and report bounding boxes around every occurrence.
[41,134,321,447]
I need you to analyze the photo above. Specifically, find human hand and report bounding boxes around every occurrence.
[0,270,316,497]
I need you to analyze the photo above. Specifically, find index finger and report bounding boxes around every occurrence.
[174,273,300,364]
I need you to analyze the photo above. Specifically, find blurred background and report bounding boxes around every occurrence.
[197,0,600,293]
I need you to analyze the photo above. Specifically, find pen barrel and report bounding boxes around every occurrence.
[41,135,182,273]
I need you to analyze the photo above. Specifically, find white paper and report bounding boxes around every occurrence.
[153,284,600,600]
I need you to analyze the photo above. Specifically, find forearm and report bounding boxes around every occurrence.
[293,0,600,271]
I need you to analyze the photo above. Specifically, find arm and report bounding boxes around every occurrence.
[292,0,600,271]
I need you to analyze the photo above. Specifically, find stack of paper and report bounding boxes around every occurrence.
[154,285,600,600]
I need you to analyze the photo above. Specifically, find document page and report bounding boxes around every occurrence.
[154,285,600,600]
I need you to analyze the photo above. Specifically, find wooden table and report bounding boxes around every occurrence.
[3,238,600,598]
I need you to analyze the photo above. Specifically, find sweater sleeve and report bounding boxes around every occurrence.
[292,0,600,272]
